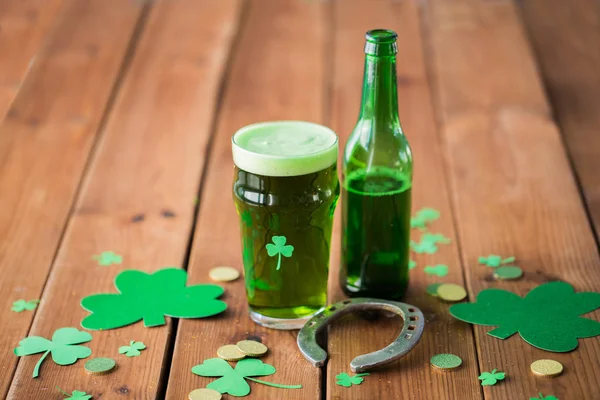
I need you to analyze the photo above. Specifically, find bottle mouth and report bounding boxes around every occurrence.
[366,29,398,43]
[364,29,398,56]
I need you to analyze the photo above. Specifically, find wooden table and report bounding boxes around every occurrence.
[1,0,599,398]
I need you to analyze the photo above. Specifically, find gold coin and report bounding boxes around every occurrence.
[436,283,467,302]
[430,353,462,371]
[209,266,240,282]
[531,359,563,377]
[236,340,268,357]
[217,344,246,361]
[84,357,116,375]
[188,388,222,400]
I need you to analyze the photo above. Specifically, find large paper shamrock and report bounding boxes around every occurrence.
[14,327,92,378]
[335,372,369,387]
[81,268,226,330]
[450,282,600,352]
[266,236,294,270]
[478,369,505,386]
[57,387,92,400]
[191,358,301,397]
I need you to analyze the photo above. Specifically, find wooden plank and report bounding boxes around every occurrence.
[7,0,241,398]
[425,0,600,398]
[0,0,145,397]
[518,0,600,239]
[326,1,482,399]
[0,0,68,120]
[165,0,326,398]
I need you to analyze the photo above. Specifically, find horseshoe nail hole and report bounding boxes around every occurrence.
[308,321,316,326]
[329,306,337,311]
[404,333,413,339]
[407,325,416,331]
[408,308,416,312]
[342,300,352,304]
[409,316,418,321]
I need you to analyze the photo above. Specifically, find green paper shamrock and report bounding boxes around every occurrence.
[530,394,559,400]
[80,268,227,330]
[335,372,369,387]
[266,236,294,270]
[408,260,416,270]
[450,281,600,352]
[424,264,448,277]
[411,240,438,254]
[191,358,300,396]
[11,299,39,312]
[478,255,515,268]
[57,387,92,400]
[92,251,122,266]
[119,340,146,357]
[478,369,505,386]
[410,207,440,230]
[14,327,92,378]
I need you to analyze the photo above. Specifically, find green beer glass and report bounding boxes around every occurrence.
[232,121,339,329]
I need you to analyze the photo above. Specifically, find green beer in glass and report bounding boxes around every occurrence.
[232,121,339,329]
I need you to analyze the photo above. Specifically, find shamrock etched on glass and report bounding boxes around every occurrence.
[266,236,294,270]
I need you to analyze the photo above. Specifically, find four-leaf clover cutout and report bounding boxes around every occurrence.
[266,236,294,270]
[57,387,92,400]
[92,251,122,266]
[450,281,600,352]
[14,327,92,378]
[478,369,505,386]
[81,268,227,330]
[119,340,146,357]
[335,372,369,387]
[11,299,39,312]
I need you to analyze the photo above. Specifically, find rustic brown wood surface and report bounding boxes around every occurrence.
[1,0,599,399]
[519,0,600,237]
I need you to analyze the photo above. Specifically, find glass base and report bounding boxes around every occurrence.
[248,308,323,330]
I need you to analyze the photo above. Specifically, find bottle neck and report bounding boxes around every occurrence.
[358,54,399,123]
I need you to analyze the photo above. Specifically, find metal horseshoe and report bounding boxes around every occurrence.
[297,298,425,373]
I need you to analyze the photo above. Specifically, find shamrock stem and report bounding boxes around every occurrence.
[276,253,282,270]
[56,386,70,397]
[246,377,302,389]
[33,350,50,378]
[355,373,369,377]
[487,325,518,340]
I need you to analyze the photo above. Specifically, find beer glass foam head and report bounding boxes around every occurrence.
[232,121,338,177]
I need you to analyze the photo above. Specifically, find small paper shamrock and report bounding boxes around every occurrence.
[92,251,122,266]
[266,236,294,270]
[14,327,92,378]
[191,358,300,396]
[11,299,39,312]
[450,281,600,352]
[335,372,369,387]
[478,369,505,386]
[408,260,416,270]
[118,340,146,357]
[411,233,450,254]
[80,268,227,330]
[530,394,559,400]
[424,264,448,277]
[57,387,92,400]
[478,255,515,268]
[410,207,440,230]
[422,233,451,244]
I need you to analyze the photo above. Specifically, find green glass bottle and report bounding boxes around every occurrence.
[340,29,413,300]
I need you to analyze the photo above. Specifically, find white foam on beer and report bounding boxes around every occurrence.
[232,121,338,177]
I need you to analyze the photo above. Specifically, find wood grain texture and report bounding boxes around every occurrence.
[519,0,600,238]
[0,0,145,397]
[165,0,327,398]
[425,0,600,399]
[7,0,241,398]
[0,0,67,120]
[326,1,482,399]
